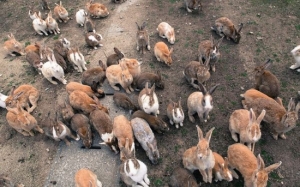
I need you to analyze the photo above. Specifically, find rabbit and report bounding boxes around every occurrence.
[85,32,103,50]
[119,138,150,187]
[183,126,215,183]
[53,1,69,23]
[76,9,88,27]
[29,10,41,20]
[290,45,300,71]
[138,82,160,116]
[85,16,96,33]
[212,152,233,182]
[39,44,54,62]
[167,98,184,128]
[157,22,175,44]
[66,82,105,98]
[183,61,210,89]
[132,110,169,133]
[40,0,50,10]
[75,168,102,187]
[81,60,106,87]
[0,93,8,108]
[3,33,25,56]
[136,22,150,54]
[69,90,108,115]
[32,14,48,36]
[187,83,219,123]
[113,115,135,161]
[198,35,223,72]
[106,47,125,67]
[113,92,138,114]
[67,47,87,72]
[53,50,68,73]
[46,11,60,35]
[25,51,43,73]
[184,0,202,13]
[169,167,198,187]
[85,0,109,18]
[119,58,141,80]
[227,143,282,187]
[131,117,160,164]
[60,99,75,123]
[90,104,118,153]
[229,108,266,152]
[53,38,71,58]
[241,89,300,140]
[5,84,39,114]
[113,0,127,3]
[254,59,280,99]
[70,114,92,148]
[134,70,164,91]
[106,62,133,94]
[41,53,67,85]
[25,42,41,55]
[6,101,44,136]
[154,41,173,66]
[211,17,243,44]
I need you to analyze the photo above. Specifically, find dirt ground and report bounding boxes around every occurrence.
[0,0,300,186]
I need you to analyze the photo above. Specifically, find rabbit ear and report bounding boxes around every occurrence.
[150,83,156,94]
[249,108,256,124]
[237,23,244,33]
[265,161,282,173]
[92,95,100,105]
[13,91,24,100]
[257,154,265,170]
[169,48,174,54]
[98,60,106,70]
[204,54,210,66]
[209,84,220,95]
[114,47,121,54]
[135,22,141,30]
[196,125,203,140]
[91,81,98,93]
[256,109,266,124]
[198,83,207,94]
[205,127,215,143]
[178,97,182,108]
[263,59,272,69]
[9,86,16,96]
[287,98,295,112]
[141,22,147,30]
[216,36,224,47]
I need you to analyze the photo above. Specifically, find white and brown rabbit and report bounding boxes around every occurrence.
[32,13,48,36]
[138,82,159,116]
[46,11,60,35]
[67,47,87,72]
[85,32,103,50]
[70,114,92,148]
[75,168,102,187]
[66,81,105,98]
[85,0,109,18]
[241,89,300,140]
[5,84,40,114]
[81,60,106,88]
[136,22,150,54]
[183,126,215,183]
[131,110,169,133]
[76,9,88,27]
[290,45,300,71]
[254,59,280,99]
[41,53,67,84]
[169,167,198,187]
[106,62,133,94]
[134,70,164,91]
[6,101,44,136]
[183,61,210,89]
[53,1,69,23]
[212,152,233,182]
[113,92,138,114]
[187,83,219,123]
[198,35,223,72]
[106,47,125,67]
[154,41,173,66]
[228,143,282,187]
[4,33,25,56]
[119,138,150,187]
[131,117,160,164]
[167,98,184,128]
[184,0,202,13]
[229,108,265,152]
[211,17,243,43]
[157,22,175,44]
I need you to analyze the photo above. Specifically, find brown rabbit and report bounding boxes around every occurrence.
[184,0,202,13]
[113,92,138,114]
[212,152,233,182]
[81,60,106,88]
[60,100,75,123]
[136,22,150,54]
[85,0,109,18]
[66,81,105,98]
[134,70,164,91]
[40,0,50,10]
[183,61,210,89]
[84,16,96,33]
[105,47,125,67]
[169,167,198,187]
[4,33,25,56]
[182,126,215,183]
[74,168,102,187]
[154,41,173,66]
[25,51,43,73]
[53,1,69,23]
[254,59,280,99]
[70,114,92,148]
[241,89,300,140]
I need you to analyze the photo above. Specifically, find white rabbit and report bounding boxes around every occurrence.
[41,53,67,84]
[29,10,41,20]
[138,82,159,116]
[67,47,87,72]
[32,14,48,36]
[75,9,87,27]
[0,93,8,108]
[157,22,175,44]
[290,45,300,72]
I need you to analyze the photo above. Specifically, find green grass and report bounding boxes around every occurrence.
[260,150,274,164]
[149,62,154,69]
[174,145,180,153]
[181,128,187,136]
[169,0,177,3]
[25,41,31,47]
[153,178,164,187]
[194,29,204,34]
[53,35,59,40]
[240,72,247,77]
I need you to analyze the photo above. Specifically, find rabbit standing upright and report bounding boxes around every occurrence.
[138,82,159,116]
[183,61,210,88]
[167,98,184,128]
[32,14,48,36]
[67,47,87,72]
[46,11,60,35]
[136,22,150,54]
[76,9,87,27]
[53,1,69,23]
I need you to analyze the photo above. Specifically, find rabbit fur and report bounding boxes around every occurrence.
[154,41,173,66]
[183,61,210,89]
[0,93,8,108]
[184,0,202,13]
[106,47,125,67]
[84,16,96,33]
[157,22,175,44]
[136,22,150,54]
[229,108,265,152]
[32,14,48,36]
[119,58,141,81]
[167,98,184,128]
[169,167,198,187]
[67,47,87,72]
[66,82,105,98]
[75,168,102,187]
[25,51,43,73]
[113,92,138,114]
[29,10,41,20]
[81,60,106,88]
[134,70,164,91]
[290,45,300,72]
[70,114,92,148]
[227,143,282,187]
[25,42,41,54]
[4,33,25,56]
[53,1,69,23]
[85,32,103,50]
[182,126,215,183]
[46,11,60,35]
[131,117,160,164]
[60,100,75,123]
[187,83,219,123]
[138,82,159,116]
[85,0,109,18]
[212,152,233,182]
[76,9,88,27]
[40,0,50,10]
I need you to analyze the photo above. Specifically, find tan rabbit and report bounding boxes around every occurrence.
[53,1,69,23]
[166,98,184,128]
[85,0,109,18]
[157,22,175,44]
[212,152,233,182]
[254,59,280,99]
[66,82,105,98]
[211,17,243,43]
[46,11,60,35]
[183,61,210,89]
[25,42,41,55]
[5,85,40,114]
[154,41,173,66]
[75,168,102,187]
[136,22,150,54]
[81,60,106,88]
[241,89,300,140]
[119,58,141,80]
[4,33,25,56]
[138,82,159,116]
[6,101,44,136]
[198,35,223,72]
[229,108,265,152]
[182,126,215,183]
[106,62,133,94]
[227,143,282,187]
